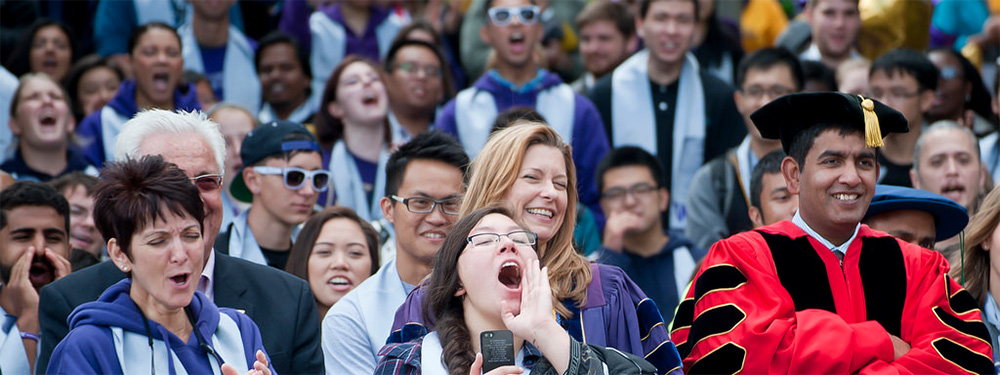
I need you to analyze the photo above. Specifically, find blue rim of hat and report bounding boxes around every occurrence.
[863,185,969,241]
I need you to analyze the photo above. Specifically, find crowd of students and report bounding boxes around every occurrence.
[1,0,1000,374]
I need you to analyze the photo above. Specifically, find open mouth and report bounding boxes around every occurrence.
[361,92,379,106]
[498,261,521,289]
[169,273,190,286]
[421,231,445,241]
[39,113,58,127]
[526,208,553,219]
[941,185,965,199]
[152,73,171,91]
[28,256,56,286]
[509,33,526,52]
[328,276,350,286]
[833,193,859,201]
[269,82,286,95]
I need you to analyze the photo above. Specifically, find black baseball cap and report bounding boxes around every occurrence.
[230,121,321,203]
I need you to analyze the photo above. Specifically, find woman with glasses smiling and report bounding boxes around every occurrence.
[215,120,330,269]
[376,205,656,375]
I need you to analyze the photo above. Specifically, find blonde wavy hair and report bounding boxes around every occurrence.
[952,185,1000,306]
[459,122,592,317]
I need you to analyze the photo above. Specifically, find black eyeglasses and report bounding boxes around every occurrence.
[391,195,461,215]
[467,230,537,248]
[252,166,330,192]
[189,174,223,192]
[394,61,443,78]
[601,183,658,202]
[487,5,541,26]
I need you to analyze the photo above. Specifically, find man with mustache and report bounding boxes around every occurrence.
[0,182,72,375]
[672,92,993,373]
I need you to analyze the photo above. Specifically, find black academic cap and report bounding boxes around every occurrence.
[750,92,909,154]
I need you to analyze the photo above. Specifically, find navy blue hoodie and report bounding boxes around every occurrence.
[46,279,272,375]
[76,80,202,168]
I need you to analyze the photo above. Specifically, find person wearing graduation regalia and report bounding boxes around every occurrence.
[670,92,995,374]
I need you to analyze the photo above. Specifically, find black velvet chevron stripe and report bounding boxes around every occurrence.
[933,306,993,345]
[687,304,746,349]
[946,279,981,315]
[693,265,747,302]
[858,236,906,337]
[672,298,694,334]
[759,231,837,313]
[931,338,995,375]
[687,342,746,375]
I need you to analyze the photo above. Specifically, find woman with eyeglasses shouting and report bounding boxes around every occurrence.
[215,120,330,269]
[48,155,274,375]
[376,205,656,375]
[389,124,682,374]
[315,56,394,222]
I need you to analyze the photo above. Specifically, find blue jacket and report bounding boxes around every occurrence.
[435,70,610,219]
[47,279,273,375]
[76,80,202,167]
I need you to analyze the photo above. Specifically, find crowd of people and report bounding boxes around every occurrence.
[1,0,1000,374]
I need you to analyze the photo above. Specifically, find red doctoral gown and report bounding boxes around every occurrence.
[671,221,994,374]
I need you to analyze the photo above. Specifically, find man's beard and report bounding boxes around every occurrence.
[0,254,56,289]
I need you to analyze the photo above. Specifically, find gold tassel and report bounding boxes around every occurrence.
[859,95,883,148]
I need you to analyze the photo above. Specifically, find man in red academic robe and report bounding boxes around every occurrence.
[670,92,994,374]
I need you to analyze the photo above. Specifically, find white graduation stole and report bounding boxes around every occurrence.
[101,105,131,163]
[111,312,248,375]
[308,11,403,108]
[453,82,576,160]
[179,24,261,113]
[611,50,706,230]
[329,140,388,222]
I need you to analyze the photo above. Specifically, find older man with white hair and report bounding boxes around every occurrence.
[36,109,323,375]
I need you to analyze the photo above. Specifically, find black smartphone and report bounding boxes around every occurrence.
[480,330,515,373]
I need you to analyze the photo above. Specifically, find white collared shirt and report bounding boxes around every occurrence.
[791,210,860,255]
[198,249,216,302]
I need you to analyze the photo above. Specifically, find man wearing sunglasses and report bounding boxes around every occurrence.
[436,0,609,227]
[323,131,468,375]
[218,120,328,270]
[37,110,322,375]
[595,146,704,323]
[589,0,746,232]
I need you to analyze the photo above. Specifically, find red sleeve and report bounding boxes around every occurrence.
[858,248,994,375]
[671,232,895,374]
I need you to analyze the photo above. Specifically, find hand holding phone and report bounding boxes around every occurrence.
[480,330,515,373]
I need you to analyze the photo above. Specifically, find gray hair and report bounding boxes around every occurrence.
[205,101,257,123]
[114,109,226,174]
[912,120,981,174]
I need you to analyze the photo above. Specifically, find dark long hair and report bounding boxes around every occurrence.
[423,204,527,375]
[286,206,380,279]
[5,18,76,82]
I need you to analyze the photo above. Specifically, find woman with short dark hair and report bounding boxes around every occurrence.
[47,155,273,375]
